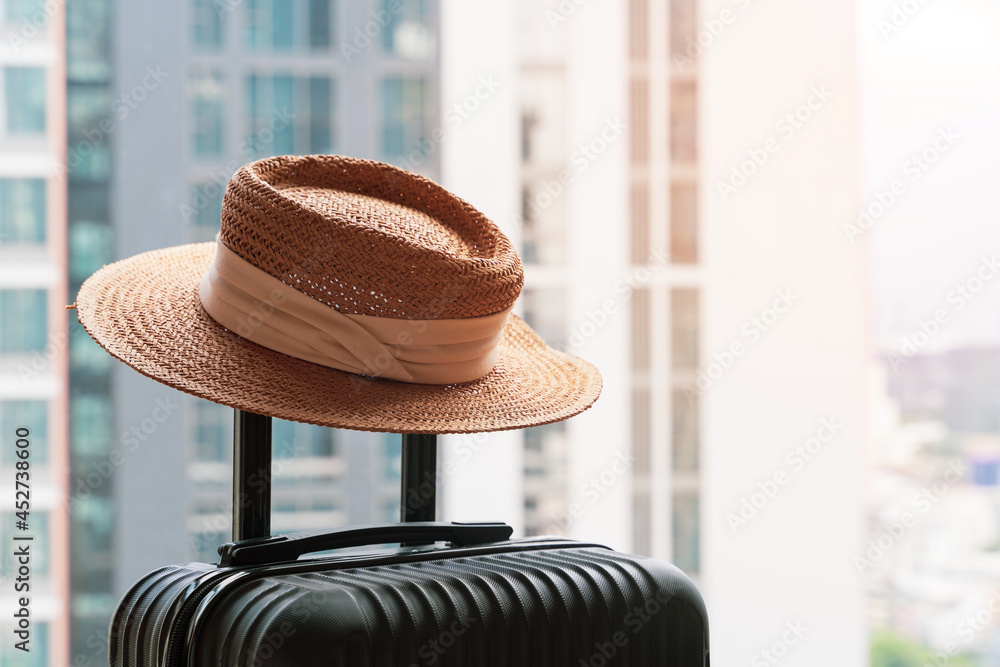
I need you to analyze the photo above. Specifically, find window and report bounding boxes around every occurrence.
[67,84,113,181]
[69,318,112,375]
[629,0,648,60]
[523,422,568,537]
[189,70,226,158]
[193,400,231,463]
[520,182,569,266]
[629,77,649,166]
[670,288,699,370]
[672,388,698,471]
[66,0,112,84]
[189,528,226,562]
[69,221,112,284]
[630,181,649,265]
[522,288,567,352]
[381,434,401,482]
[382,0,435,60]
[632,288,650,371]
[0,289,47,355]
[5,0,45,23]
[246,0,330,51]
[273,419,334,459]
[186,182,225,242]
[380,77,432,165]
[191,0,222,48]
[670,79,697,163]
[672,492,700,574]
[4,67,46,135]
[0,179,45,243]
[246,74,334,158]
[670,182,697,263]
[669,0,697,59]
[0,401,48,464]
[70,392,112,458]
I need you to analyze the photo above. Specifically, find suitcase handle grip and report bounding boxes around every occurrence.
[218,521,513,566]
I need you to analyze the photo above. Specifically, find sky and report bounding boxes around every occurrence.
[858,0,1000,353]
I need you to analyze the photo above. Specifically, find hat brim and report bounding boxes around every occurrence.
[75,243,602,434]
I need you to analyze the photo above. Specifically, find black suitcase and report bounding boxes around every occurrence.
[109,412,710,666]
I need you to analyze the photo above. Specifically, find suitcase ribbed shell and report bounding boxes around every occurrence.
[111,541,709,666]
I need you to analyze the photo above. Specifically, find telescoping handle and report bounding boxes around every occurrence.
[232,409,439,542]
[218,521,513,567]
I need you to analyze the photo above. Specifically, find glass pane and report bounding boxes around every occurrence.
[672,388,698,471]
[380,77,433,166]
[68,220,113,284]
[630,181,649,265]
[523,421,568,537]
[629,0,648,60]
[671,288,699,370]
[308,76,332,153]
[6,0,46,22]
[670,79,697,163]
[629,77,648,165]
[190,528,227,562]
[272,0,293,49]
[669,0,697,59]
[308,0,330,49]
[381,78,405,158]
[66,84,113,181]
[246,0,265,49]
[521,172,569,264]
[0,289,47,354]
[670,182,698,263]
[191,0,222,48]
[70,392,112,458]
[381,433,401,482]
[522,287,566,352]
[244,0,328,52]
[382,0,435,60]
[632,287,650,371]
[246,74,302,158]
[69,317,112,374]
[273,419,334,459]
[0,401,48,464]
[4,67,46,134]
[672,492,700,574]
[192,400,230,462]
[187,182,224,242]
[66,0,112,83]
[272,75,295,153]
[188,70,226,158]
[0,179,45,243]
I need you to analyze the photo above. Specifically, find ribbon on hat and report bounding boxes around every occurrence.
[198,239,510,384]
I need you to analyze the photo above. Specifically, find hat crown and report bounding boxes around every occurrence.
[219,155,524,320]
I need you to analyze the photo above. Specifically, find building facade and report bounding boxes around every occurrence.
[0,0,70,664]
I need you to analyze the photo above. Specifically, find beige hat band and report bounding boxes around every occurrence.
[198,240,511,384]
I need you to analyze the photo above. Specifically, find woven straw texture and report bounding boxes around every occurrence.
[220,155,523,319]
[76,244,601,433]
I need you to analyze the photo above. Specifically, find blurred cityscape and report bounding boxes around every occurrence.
[0,0,995,665]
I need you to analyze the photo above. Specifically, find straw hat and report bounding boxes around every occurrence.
[74,155,601,434]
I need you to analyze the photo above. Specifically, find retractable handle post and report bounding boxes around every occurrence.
[400,434,437,523]
[233,410,440,542]
[233,409,272,541]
